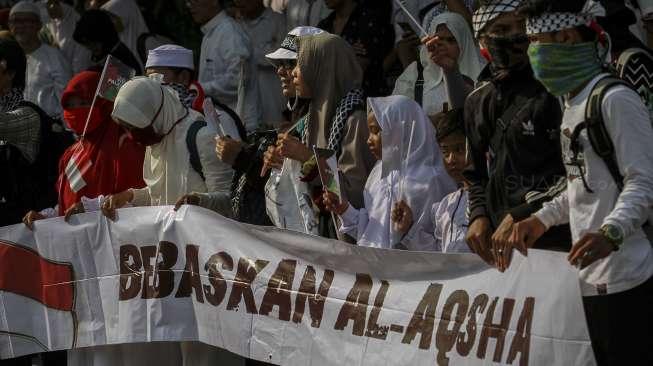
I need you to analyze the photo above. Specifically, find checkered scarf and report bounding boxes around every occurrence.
[472,0,523,37]
[526,0,605,35]
[0,88,24,113]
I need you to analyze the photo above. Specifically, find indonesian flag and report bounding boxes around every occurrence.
[0,240,76,359]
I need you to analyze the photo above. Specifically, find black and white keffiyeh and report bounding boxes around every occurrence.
[525,0,605,35]
[327,88,365,154]
[472,0,523,37]
[0,88,24,113]
[165,83,197,109]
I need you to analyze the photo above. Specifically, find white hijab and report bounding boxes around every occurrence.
[358,95,456,250]
[112,77,191,205]
[419,12,485,91]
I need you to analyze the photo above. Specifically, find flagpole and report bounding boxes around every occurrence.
[81,57,111,140]
[393,0,428,37]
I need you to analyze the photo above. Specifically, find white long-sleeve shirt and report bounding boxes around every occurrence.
[199,11,261,132]
[38,1,92,74]
[403,188,471,253]
[24,43,72,119]
[534,73,653,296]
[241,8,287,127]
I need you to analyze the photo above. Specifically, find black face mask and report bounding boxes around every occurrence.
[128,124,166,146]
[485,34,530,72]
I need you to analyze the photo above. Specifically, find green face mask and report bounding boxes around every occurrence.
[527,42,603,97]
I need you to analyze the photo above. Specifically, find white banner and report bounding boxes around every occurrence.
[0,206,595,365]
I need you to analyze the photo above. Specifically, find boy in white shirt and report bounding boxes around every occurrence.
[511,1,653,364]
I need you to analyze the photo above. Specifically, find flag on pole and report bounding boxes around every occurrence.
[96,55,137,102]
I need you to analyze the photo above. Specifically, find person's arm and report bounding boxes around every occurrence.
[601,86,653,237]
[462,88,492,225]
[443,69,474,109]
[533,188,570,230]
[195,191,233,217]
[401,201,438,251]
[0,107,40,163]
[200,27,251,103]
[197,126,234,193]
[130,187,152,206]
[337,110,376,209]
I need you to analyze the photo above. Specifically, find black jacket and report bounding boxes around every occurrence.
[464,65,570,249]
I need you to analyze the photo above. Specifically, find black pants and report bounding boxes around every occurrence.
[582,275,653,366]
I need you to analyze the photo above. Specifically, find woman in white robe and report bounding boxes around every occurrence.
[393,11,484,116]
[324,95,456,250]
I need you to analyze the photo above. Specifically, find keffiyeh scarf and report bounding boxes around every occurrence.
[525,0,605,35]
[165,83,198,109]
[472,0,523,37]
[301,88,365,154]
[0,88,24,113]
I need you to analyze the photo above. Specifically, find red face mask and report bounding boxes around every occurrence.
[63,107,104,134]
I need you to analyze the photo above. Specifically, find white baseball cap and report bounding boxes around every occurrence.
[265,26,325,60]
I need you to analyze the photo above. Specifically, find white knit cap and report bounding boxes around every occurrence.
[9,1,41,22]
[265,26,325,60]
[145,44,195,71]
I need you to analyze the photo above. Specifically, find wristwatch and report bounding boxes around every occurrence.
[599,224,624,251]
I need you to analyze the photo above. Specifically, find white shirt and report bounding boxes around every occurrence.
[404,188,471,253]
[101,0,149,68]
[199,11,261,132]
[241,8,287,127]
[38,1,91,74]
[24,43,72,119]
[535,73,653,296]
[284,0,330,32]
[393,61,449,116]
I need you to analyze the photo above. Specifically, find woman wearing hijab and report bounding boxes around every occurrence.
[68,77,240,366]
[324,95,456,250]
[393,11,484,116]
[275,33,376,219]
[21,70,145,228]
[92,76,232,217]
[73,9,142,74]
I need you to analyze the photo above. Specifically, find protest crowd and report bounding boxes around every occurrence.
[0,0,653,365]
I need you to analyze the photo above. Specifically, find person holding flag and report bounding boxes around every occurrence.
[323,95,455,249]
[22,70,145,229]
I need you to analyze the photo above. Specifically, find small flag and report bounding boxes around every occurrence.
[96,55,136,102]
[313,147,342,200]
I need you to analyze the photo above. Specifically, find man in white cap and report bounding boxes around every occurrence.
[187,0,261,132]
[145,44,204,111]
[9,0,71,119]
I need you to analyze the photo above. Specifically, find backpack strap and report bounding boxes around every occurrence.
[583,76,632,191]
[414,61,424,106]
[186,120,207,181]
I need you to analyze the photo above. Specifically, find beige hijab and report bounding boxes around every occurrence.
[297,33,363,148]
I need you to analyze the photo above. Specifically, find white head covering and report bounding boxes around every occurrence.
[265,26,324,60]
[112,77,192,205]
[358,95,456,250]
[472,0,523,37]
[419,11,485,91]
[9,1,41,22]
[145,44,195,71]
